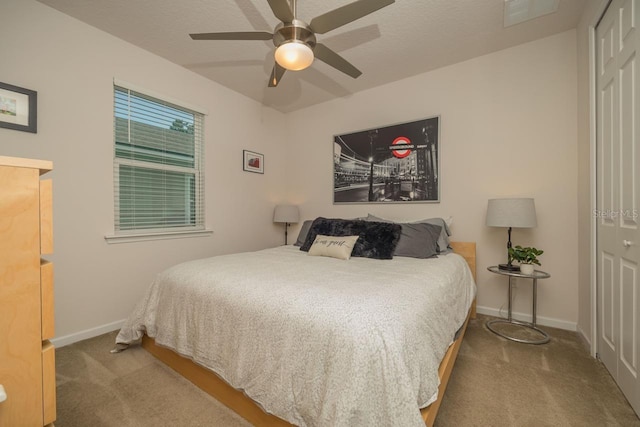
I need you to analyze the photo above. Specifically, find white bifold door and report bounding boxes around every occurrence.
[596,0,640,416]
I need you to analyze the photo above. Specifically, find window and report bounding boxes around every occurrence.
[113,85,204,237]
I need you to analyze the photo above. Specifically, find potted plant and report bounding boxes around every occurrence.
[508,245,543,275]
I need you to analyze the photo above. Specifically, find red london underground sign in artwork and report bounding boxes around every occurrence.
[390,136,412,159]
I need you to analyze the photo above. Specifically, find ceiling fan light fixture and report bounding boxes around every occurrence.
[190,0,396,86]
[275,41,314,71]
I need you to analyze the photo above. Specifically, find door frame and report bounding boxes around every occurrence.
[590,0,613,358]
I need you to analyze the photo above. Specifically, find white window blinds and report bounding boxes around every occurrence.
[113,85,204,234]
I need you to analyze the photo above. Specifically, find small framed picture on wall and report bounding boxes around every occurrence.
[0,82,37,134]
[243,150,264,174]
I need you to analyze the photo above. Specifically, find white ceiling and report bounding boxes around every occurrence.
[37,0,586,113]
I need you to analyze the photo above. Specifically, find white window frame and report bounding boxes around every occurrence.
[105,81,211,244]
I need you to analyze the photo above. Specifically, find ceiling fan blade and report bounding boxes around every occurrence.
[309,0,394,34]
[267,0,294,23]
[313,43,362,79]
[268,63,287,87]
[190,32,273,41]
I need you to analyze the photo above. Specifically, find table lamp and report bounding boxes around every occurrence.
[486,198,537,271]
[274,205,299,245]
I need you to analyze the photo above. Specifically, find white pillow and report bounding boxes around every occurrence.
[308,235,359,260]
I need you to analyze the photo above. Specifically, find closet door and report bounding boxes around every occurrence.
[596,0,640,415]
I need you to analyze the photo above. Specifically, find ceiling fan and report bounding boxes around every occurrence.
[189,0,395,87]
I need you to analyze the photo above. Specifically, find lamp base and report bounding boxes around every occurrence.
[499,263,521,272]
[284,223,289,246]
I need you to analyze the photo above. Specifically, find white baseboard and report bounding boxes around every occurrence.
[51,319,126,348]
[576,324,595,356]
[476,305,577,331]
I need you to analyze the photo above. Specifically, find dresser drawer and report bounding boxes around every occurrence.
[41,261,55,341]
[42,341,56,425]
[40,179,53,255]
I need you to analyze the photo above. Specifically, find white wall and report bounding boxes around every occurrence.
[0,0,288,344]
[286,30,579,329]
[0,0,582,342]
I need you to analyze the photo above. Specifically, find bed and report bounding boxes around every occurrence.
[116,236,476,427]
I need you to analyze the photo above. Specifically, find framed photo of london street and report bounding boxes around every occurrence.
[333,116,440,204]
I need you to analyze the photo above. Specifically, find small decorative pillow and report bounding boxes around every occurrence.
[308,235,359,260]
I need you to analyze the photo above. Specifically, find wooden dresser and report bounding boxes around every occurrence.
[0,156,56,426]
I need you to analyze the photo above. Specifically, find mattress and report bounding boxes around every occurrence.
[116,245,476,427]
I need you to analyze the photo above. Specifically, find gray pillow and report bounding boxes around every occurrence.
[294,220,313,247]
[413,217,451,253]
[366,214,451,253]
[393,222,441,258]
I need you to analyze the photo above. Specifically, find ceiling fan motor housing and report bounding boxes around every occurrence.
[273,20,317,49]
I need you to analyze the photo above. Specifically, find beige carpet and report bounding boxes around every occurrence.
[56,314,640,427]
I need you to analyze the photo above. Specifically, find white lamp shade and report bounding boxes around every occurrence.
[275,42,314,71]
[274,205,300,223]
[486,198,537,228]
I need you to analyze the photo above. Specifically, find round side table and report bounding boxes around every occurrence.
[486,266,551,345]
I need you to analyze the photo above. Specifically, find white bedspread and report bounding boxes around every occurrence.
[116,246,476,427]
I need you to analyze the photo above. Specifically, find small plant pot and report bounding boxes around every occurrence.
[520,264,535,275]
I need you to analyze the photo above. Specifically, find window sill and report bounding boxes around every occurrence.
[104,229,213,244]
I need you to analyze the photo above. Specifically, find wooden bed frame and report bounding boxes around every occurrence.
[141,241,477,427]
